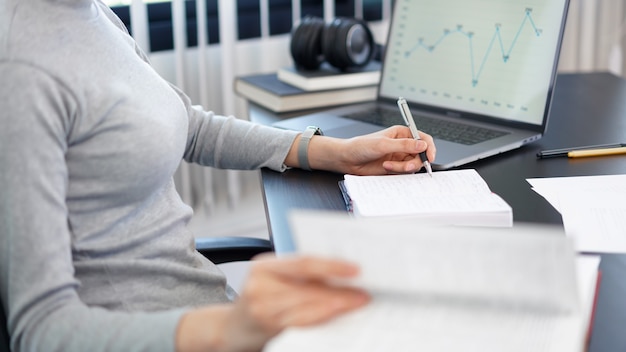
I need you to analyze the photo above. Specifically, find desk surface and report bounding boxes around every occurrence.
[249,72,626,352]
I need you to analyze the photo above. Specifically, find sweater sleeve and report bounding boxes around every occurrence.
[0,64,186,352]
[167,84,300,171]
[99,0,299,172]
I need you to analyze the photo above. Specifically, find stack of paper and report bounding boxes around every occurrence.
[265,211,601,352]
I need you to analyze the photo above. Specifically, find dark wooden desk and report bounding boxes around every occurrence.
[249,72,626,352]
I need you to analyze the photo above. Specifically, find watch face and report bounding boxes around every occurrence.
[306,126,323,136]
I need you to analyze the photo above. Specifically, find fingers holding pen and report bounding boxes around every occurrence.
[417,130,436,162]
[379,128,436,173]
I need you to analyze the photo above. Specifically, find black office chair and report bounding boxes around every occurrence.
[0,304,7,352]
[0,236,273,352]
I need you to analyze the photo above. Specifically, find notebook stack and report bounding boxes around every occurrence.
[234,61,381,113]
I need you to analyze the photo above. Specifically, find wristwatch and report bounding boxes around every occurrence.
[298,126,323,171]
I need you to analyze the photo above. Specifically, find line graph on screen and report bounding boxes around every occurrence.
[379,0,567,123]
[402,8,543,87]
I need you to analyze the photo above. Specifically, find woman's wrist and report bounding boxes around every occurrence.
[176,304,273,352]
[176,306,230,352]
[306,136,348,173]
[297,126,324,171]
[284,133,349,173]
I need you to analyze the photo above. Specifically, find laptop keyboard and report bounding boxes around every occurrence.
[343,108,509,145]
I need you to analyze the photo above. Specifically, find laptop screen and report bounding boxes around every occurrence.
[379,0,570,126]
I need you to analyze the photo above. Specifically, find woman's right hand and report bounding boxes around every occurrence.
[176,254,369,352]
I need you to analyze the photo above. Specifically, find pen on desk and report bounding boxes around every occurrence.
[537,143,626,158]
[397,97,433,177]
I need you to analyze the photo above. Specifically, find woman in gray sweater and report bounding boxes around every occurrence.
[0,0,436,351]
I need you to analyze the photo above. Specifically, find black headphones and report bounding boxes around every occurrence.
[290,16,375,71]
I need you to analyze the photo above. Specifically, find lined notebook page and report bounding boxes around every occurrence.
[343,169,512,226]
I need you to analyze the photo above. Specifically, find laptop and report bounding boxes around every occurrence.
[273,0,571,170]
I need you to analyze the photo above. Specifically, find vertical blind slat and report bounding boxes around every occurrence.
[291,0,301,27]
[324,0,335,22]
[355,0,363,19]
[217,0,242,206]
[130,0,149,52]
[197,0,215,213]
[260,0,270,38]
[382,0,392,21]
[171,0,193,205]
[172,0,187,90]
[197,0,209,102]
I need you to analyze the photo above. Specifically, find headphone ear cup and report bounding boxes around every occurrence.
[290,16,326,70]
[322,17,374,71]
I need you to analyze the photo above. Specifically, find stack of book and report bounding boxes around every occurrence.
[234,61,381,113]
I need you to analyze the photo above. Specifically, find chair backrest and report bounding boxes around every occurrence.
[1,300,9,352]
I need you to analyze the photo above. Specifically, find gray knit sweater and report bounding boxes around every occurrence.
[0,0,298,350]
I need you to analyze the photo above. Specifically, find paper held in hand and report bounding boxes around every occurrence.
[340,169,512,227]
[264,211,601,352]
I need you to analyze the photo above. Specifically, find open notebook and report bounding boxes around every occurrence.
[339,169,512,227]
[265,211,601,352]
[273,0,571,170]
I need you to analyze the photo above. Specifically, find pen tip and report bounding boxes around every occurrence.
[424,161,433,177]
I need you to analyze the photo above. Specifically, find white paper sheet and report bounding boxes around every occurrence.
[527,174,626,253]
[265,211,599,352]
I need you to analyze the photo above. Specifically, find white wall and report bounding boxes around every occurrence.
[558,0,625,74]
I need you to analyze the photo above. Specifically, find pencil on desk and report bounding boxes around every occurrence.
[568,146,626,158]
[537,143,626,158]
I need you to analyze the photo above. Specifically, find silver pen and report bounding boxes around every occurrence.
[397,97,433,177]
